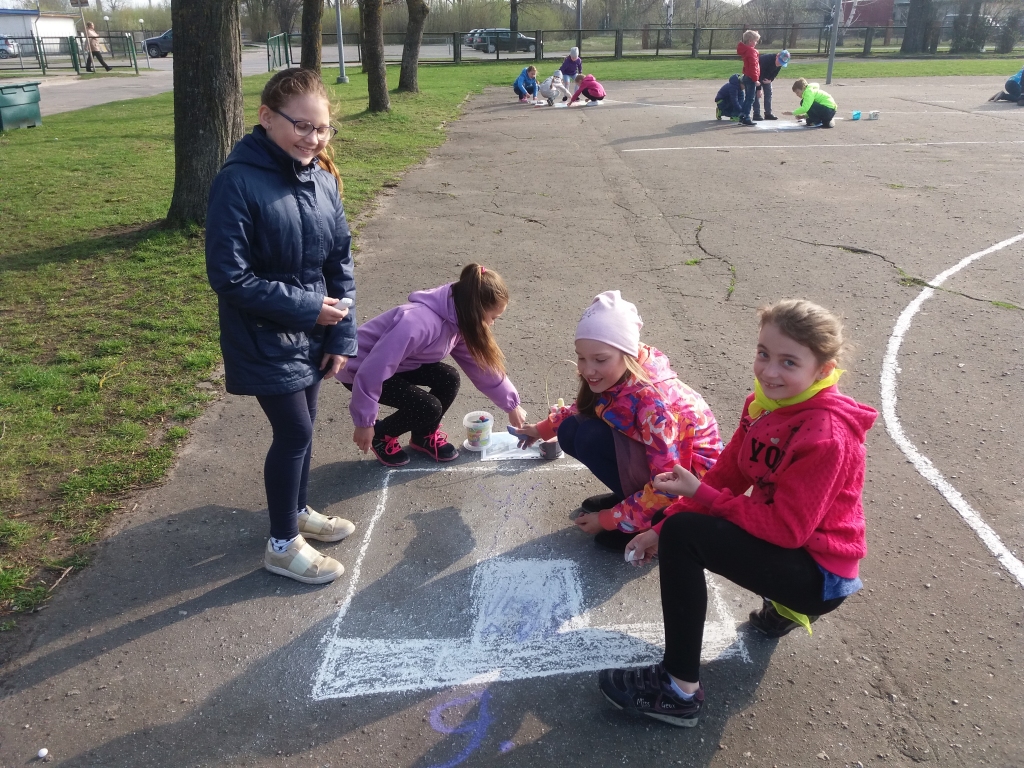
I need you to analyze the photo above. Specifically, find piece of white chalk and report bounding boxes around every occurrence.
[625,549,637,562]
[38,748,49,759]
[339,298,353,307]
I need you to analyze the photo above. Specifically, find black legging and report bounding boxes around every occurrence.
[345,361,461,441]
[658,512,846,683]
[805,102,836,126]
[256,379,321,540]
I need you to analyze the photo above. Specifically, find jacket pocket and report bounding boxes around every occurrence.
[251,322,310,361]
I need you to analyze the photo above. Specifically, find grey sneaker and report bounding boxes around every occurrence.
[264,535,344,584]
[298,507,355,542]
[599,663,704,727]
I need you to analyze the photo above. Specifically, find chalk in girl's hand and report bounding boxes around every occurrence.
[339,298,353,307]
[625,548,638,563]
[507,425,520,436]
[557,398,565,408]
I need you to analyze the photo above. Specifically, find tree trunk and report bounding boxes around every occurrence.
[166,0,244,226]
[300,0,324,71]
[361,0,390,112]
[398,0,428,92]
[510,0,519,33]
[900,0,934,53]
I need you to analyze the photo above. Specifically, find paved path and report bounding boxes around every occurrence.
[1,76,1022,768]
[33,50,271,116]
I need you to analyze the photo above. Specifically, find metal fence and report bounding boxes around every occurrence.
[267,24,1022,70]
[0,34,140,73]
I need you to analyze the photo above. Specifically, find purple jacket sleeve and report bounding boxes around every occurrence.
[448,340,521,413]
[348,312,436,428]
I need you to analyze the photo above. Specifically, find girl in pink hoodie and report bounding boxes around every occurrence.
[598,299,877,727]
[568,73,606,105]
[337,264,527,466]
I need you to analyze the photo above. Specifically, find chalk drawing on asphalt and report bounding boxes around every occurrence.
[312,465,749,700]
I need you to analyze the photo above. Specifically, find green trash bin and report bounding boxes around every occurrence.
[0,81,42,131]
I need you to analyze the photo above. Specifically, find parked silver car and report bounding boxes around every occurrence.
[0,36,21,59]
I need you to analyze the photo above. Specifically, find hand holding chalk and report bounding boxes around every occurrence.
[339,297,353,307]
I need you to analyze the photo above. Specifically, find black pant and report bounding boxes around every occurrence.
[345,361,461,441]
[582,87,604,102]
[256,380,321,540]
[658,513,846,683]
[86,51,110,71]
[805,102,836,126]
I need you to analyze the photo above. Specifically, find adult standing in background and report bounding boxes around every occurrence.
[84,22,112,73]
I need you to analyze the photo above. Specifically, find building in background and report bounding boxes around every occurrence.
[0,8,77,39]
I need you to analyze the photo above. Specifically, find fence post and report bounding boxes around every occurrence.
[453,32,461,63]
[655,28,661,55]
[862,26,874,55]
[614,28,623,58]
[576,29,582,51]
[708,28,713,55]
[68,36,81,74]
[535,30,542,61]
[37,37,47,74]
[129,33,139,73]
[285,34,292,66]
[691,24,700,57]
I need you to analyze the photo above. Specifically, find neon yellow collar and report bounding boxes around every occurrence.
[748,369,844,420]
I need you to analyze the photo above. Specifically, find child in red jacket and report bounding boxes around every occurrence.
[736,29,761,125]
[598,299,877,727]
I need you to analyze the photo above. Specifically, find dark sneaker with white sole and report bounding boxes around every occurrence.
[593,529,638,552]
[599,663,704,727]
[748,598,818,638]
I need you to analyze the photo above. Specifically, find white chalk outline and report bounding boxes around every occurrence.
[622,139,1024,152]
[311,464,749,700]
[880,232,1024,589]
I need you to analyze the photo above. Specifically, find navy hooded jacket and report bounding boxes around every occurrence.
[715,75,744,114]
[206,126,358,397]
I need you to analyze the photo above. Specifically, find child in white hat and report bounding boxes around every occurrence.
[559,47,583,83]
[538,70,572,105]
[517,291,723,551]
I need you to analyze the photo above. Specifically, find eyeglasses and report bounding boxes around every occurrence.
[271,108,338,141]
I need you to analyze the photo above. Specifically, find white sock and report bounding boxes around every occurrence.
[270,536,297,553]
[668,677,696,700]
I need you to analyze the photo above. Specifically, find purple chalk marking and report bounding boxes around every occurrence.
[426,690,493,768]
[500,741,515,753]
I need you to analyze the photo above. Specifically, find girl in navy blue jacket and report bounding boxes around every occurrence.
[206,68,357,585]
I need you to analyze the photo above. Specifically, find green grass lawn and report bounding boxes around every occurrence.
[0,57,1013,621]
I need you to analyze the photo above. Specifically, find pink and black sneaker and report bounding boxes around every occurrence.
[408,427,459,462]
[371,434,410,467]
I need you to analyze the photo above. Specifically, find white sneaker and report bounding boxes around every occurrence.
[298,507,355,542]
[264,535,344,584]
[827,118,836,128]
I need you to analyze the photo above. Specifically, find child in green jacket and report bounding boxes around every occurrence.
[792,78,837,128]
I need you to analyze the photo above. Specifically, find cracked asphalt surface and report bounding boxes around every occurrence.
[1,76,1022,767]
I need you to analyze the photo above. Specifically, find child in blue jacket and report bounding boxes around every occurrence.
[206,68,357,586]
[513,66,539,102]
[715,74,745,120]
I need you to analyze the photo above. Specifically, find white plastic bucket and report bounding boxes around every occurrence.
[463,411,494,450]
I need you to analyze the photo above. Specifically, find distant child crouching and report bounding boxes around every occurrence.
[513,66,539,103]
[792,78,837,128]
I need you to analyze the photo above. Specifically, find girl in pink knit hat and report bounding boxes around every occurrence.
[517,291,723,551]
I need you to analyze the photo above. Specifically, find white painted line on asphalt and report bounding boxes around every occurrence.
[623,139,1024,152]
[880,232,1024,589]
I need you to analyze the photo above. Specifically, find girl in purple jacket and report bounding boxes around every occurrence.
[337,264,528,466]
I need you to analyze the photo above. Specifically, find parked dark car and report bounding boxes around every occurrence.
[474,29,536,53]
[144,29,172,58]
[0,36,21,59]
[463,29,481,47]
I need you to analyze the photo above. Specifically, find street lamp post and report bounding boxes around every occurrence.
[139,19,150,67]
[334,0,348,84]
